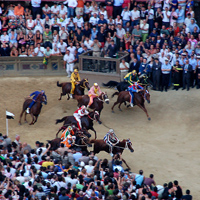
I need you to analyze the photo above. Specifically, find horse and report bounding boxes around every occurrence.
[19,93,47,125]
[57,79,90,100]
[47,133,92,152]
[90,138,134,155]
[55,110,101,139]
[111,90,151,120]
[74,92,109,115]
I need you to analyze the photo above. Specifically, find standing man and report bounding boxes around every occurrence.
[196,56,200,89]
[152,57,162,91]
[119,59,129,81]
[64,0,78,18]
[31,0,41,20]
[106,39,118,58]
[105,0,114,18]
[182,59,192,91]
[161,58,171,92]
[63,49,76,78]
[113,0,124,19]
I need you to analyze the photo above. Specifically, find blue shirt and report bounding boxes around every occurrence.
[189,58,197,70]
[114,0,124,6]
[161,63,171,74]
[91,30,98,41]
[30,91,47,101]
[176,8,185,23]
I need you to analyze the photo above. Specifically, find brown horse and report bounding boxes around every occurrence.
[90,138,134,155]
[19,93,47,125]
[57,79,90,100]
[111,90,151,120]
[74,92,109,115]
[55,110,102,139]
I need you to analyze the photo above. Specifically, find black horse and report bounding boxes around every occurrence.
[55,110,101,139]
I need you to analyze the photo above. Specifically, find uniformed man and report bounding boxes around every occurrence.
[173,60,182,91]
[182,58,193,91]
[161,58,171,92]
[70,69,81,98]
[63,49,75,77]
[196,56,200,89]
[189,54,197,88]
[152,57,162,91]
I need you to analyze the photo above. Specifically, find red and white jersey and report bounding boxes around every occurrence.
[74,107,89,117]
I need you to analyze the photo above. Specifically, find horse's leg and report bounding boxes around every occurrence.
[34,115,39,124]
[24,112,28,123]
[58,93,63,100]
[122,158,131,170]
[111,101,119,113]
[90,127,97,139]
[67,94,70,100]
[137,104,151,120]
[29,113,35,125]
[118,102,123,111]
[19,110,24,125]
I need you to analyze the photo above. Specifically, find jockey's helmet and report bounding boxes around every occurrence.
[72,136,76,140]
[81,105,86,110]
[109,129,114,133]
[41,90,45,93]
[68,126,72,131]
[134,82,138,86]
[132,70,136,75]
[94,83,98,87]
[74,69,78,73]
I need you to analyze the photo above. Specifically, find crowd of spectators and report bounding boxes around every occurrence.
[0,0,200,89]
[0,133,193,200]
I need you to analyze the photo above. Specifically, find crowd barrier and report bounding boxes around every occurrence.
[0,52,129,77]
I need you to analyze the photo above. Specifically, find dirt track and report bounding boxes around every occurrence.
[0,76,199,198]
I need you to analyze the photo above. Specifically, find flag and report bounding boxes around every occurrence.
[6,111,15,119]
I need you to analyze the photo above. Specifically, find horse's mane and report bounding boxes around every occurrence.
[36,93,42,101]
[80,79,88,85]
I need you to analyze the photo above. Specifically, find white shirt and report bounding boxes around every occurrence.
[140,23,149,33]
[85,165,94,174]
[116,28,125,38]
[51,18,60,27]
[42,6,50,13]
[84,5,91,14]
[162,10,171,22]
[52,48,60,55]
[31,0,41,7]
[120,62,129,72]
[89,16,99,26]
[84,40,93,50]
[99,10,108,19]
[74,17,84,28]
[0,35,9,43]
[34,47,45,57]
[63,53,75,64]
[67,46,76,55]
[67,18,75,27]
[59,5,68,15]
[147,9,154,20]
[121,10,131,20]
[64,0,78,8]
[184,17,191,27]
[130,10,140,20]
[51,5,59,14]
[57,42,67,52]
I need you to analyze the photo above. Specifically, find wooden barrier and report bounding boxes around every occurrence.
[0,52,129,77]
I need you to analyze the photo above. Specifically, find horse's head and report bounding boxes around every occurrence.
[100,92,109,104]
[80,79,90,90]
[144,90,150,104]
[37,93,47,105]
[93,110,102,124]
[82,136,92,147]
[126,139,134,153]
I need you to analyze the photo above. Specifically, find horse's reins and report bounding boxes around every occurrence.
[74,136,88,147]
[80,80,88,89]
[113,141,130,150]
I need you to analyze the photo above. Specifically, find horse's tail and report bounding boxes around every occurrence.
[90,139,96,143]
[55,116,67,124]
[111,92,119,98]
[57,81,63,87]
[102,81,119,87]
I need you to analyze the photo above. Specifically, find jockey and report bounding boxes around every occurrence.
[26,90,47,113]
[104,129,119,157]
[62,130,76,148]
[124,70,139,86]
[60,126,75,144]
[127,82,144,107]
[73,105,89,129]
[70,69,81,99]
[87,83,102,108]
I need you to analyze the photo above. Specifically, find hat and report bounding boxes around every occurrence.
[36,141,40,144]
[80,161,85,167]
[0,136,4,141]
[132,70,136,74]
[197,56,200,59]
[94,83,98,86]
[165,58,169,61]
[74,69,78,72]
[182,53,186,56]
[124,6,128,9]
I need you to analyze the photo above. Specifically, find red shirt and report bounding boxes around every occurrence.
[151,191,158,198]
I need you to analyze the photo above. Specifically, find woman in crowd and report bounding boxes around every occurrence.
[34,30,43,47]
[19,45,28,57]
[26,30,35,47]
[28,45,35,57]
[10,46,18,57]
[17,30,26,48]
[26,15,35,34]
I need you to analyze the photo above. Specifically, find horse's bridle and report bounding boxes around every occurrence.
[74,135,88,147]
[114,140,132,151]
[87,111,99,121]
[80,79,89,89]
[97,92,109,103]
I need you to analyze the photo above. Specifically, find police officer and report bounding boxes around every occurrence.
[195,56,200,89]
[182,58,193,91]
[189,54,197,88]
[161,58,171,92]
[152,57,162,91]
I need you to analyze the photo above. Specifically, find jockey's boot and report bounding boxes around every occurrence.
[70,94,73,99]
[26,108,30,113]
[130,103,134,107]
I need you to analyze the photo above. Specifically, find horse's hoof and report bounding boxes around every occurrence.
[18,123,21,125]
[29,123,33,125]
[119,109,122,112]
[112,111,114,113]
[148,117,151,121]
[24,121,28,123]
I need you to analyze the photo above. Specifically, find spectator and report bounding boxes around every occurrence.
[74,15,84,30]
[34,14,43,34]
[26,15,35,34]
[42,15,52,30]
[34,30,43,47]
[9,29,17,48]
[59,26,69,44]
[14,3,24,18]
[34,43,45,57]
[105,0,114,18]
[10,46,18,57]
[51,14,60,33]
[42,4,51,19]
[0,43,10,56]
[91,37,101,57]
[89,13,99,28]
[1,31,9,45]
[113,0,123,19]
[134,170,145,186]
[176,5,185,27]
[44,46,52,59]
[63,49,75,77]
[120,58,129,81]
[121,7,131,28]
[51,45,61,56]
[182,189,192,200]
[26,30,35,47]
[64,0,78,18]
[43,28,53,49]
[50,3,59,18]
[19,45,27,57]
[31,0,41,20]
[76,0,84,16]
[58,39,68,55]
